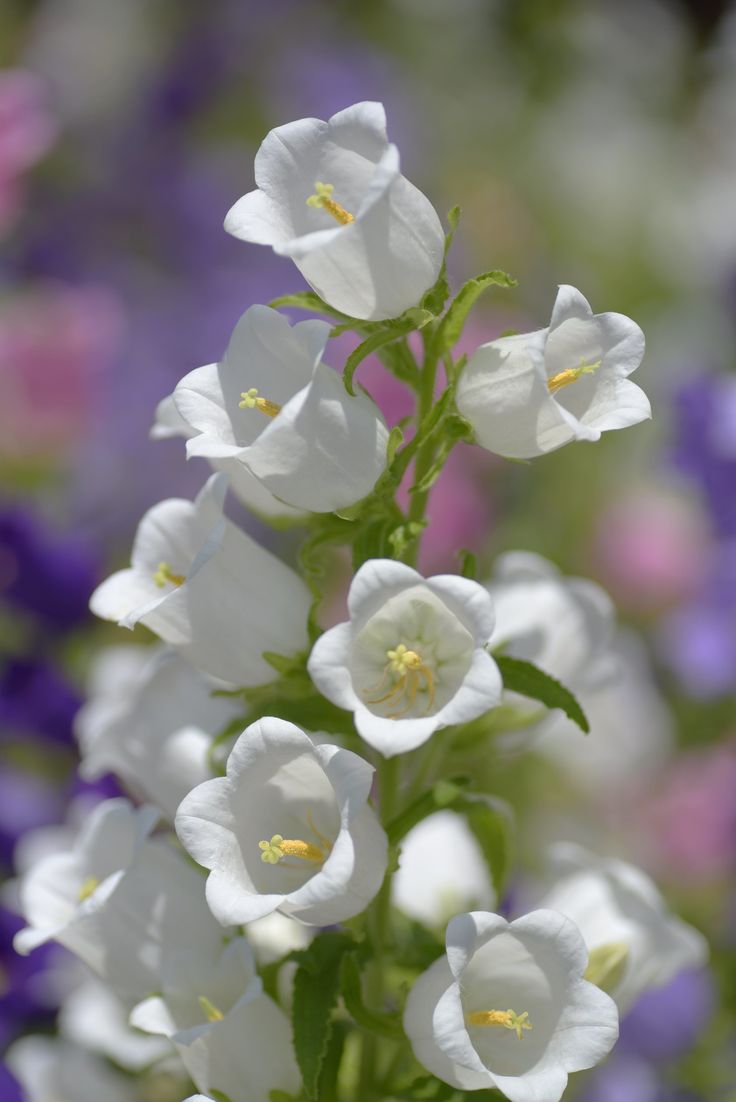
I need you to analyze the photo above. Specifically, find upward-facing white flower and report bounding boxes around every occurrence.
[173,305,389,512]
[456,285,649,458]
[539,842,707,1012]
[404,909,619,1102]
[225,101,445,321]
[307,559,503,757]
[176,716,387,926]
[89,473,311,686]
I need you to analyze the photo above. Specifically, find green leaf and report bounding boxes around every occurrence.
[269,290,352,321]
[436,269,517,353]
[290,932,355,1099]
[456,794,512,899]
[387,520,427,560]
[496,655,590,734]
[262,650,308,677]
[386,425,404,465]
[340,952,404,1039]
[386,776,471,846]
[457,549,478,579]
[447,204,462,236]
[343,314,431,396]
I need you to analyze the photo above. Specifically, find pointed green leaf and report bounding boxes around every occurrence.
[436,269,517,353]
[269,291,352,321]
[340,952,404,1039]
[496,655,590,733]
[290,932,355,1099]
[456,794,513,899]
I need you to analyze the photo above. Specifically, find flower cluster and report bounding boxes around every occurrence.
[9,101,702,1102]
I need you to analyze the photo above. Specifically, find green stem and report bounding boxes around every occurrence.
[403,329,440,567]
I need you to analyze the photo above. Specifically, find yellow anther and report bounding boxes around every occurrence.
[258,834,326,866]
[238,387,282,418]
[364,644,436,719]
[153,562,186,589]
[77,876,99,903]
[547,358,602,394]
[466,1008,532,1041]
[198,995,225,1022]
[306,181,354,225]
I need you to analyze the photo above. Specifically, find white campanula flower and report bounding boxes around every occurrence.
[6,1036,138,1102]
[175,717,387,926]
[130,937,299,1102]
[404,909,619,1102]
[307,559,503,757]
[225,101,444,321]
[14,799,225,1005]
[456,285,650,458]
[89,473,311,686]
[74,646,239,820]
[539,843,707,1012]
[173,305,389,513]
[59,975,172,1072]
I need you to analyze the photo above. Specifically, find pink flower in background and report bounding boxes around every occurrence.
[0,285,124,461]
[592,489,710,613]
[0,69,56,235]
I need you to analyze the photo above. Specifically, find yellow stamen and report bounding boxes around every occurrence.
[198,995,225,1022]
[258,833,326,866]
[306,181,354,225]
[466,1008,532,1041]
[78,876,99,903]
[547,358,602,394]
[153,562,186,588]
[364,644,436,719]
[238,387,282,418]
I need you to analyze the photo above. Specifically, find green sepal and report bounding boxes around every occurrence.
[268,290,353,322]
[457,549,479,579]
[388,520,428,560]
[496,655,590,734]
[436,269,517,354]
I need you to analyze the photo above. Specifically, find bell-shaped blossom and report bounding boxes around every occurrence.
[307,559,503,756]
[131,936,299,1102]
[176,717,387,926]
[456,285,649,459]
[5,1036,137,1102]
[173,305,389,512]
[538,843,707,1012]
[89,473,311,686]
[225,101,444,321]
[75,645,239,819]
[59,975,172,1071]
[14,799,225,1005]
[404,909,619,1102]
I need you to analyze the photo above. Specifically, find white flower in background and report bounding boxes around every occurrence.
[59,975,173,1071]
[176,717,387,926]
[151,394,302,520]
[308,559,503,757]
[89,473,311,686]
[404,909,619,1102]
[245,911,312,966]
[75,646,239,820]
[173,305,389,512]
[392,810,495,927]
[6,1036,137,1102]
[130,937,300,1102]
[14,799,225,1005]
[539,842,707,1012]
[225,101,444,321]
[456,285,649,458]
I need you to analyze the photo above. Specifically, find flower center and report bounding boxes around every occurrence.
[198,995,225,1022]
[363,643,436,719]
[466,1008,533,1040]
[153,562,186,588]
[306,181,355,225]
[238,388,282,418]
[547,358,601,394]
[77,876,99,902]
[259,811,332,867]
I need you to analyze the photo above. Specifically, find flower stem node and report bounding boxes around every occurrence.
[238,388,281,418]
[152,562,185,589]
[306,181,354,225]
[467,1008,532,1040]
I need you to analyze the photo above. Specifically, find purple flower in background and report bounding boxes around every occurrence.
[671,373,736,538]
[0,659,81,747]
[0,907,61,1050]
[0,769,64,872]
[619,969,715,1064]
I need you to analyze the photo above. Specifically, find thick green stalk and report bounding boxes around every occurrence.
[403,329,440,567]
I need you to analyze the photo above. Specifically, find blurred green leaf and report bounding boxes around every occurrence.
[496,655,590,733]
[290,932,355,1099]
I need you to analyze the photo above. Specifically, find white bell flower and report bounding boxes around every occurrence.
[539,842,708,1012]
[173,305,389,513]
[59,975,173,1071]
[75,646,239,820]
[130,936,300,1102]
[456,285,650,458]
[14,798,226,1005]
[176,716,388,926]
[89,473,311,686]
[225,101,444,321]
[307,559,503,757]
[404,909,619,1102]
[5,1036,138,1102]
[392,810,495,927]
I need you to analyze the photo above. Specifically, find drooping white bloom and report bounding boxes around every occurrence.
[225,101,445,321]
[5,1036,138,1102]
[74,645,239,820]
[404,909,619,1102]
[59,975,173,1071]
[131,937,300,1102]
[307,559,503,756]
[173,305,389,512]
[89,473,311,686]
[176,717,387,926]
[392,810,495,927]
[539,842,707,1012]
[456,285,650,458]
[14,799,225,1006]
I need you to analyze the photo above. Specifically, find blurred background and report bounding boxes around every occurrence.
[1,0,735,1099]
